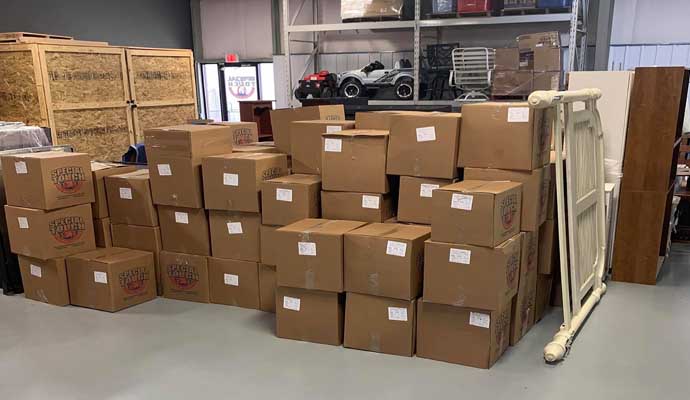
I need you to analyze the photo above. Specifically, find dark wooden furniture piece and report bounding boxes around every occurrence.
[239,100,273,141]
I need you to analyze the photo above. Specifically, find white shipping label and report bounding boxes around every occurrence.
[416,126,437,142]
[361,195,380,209]
[30,264,42,278]
[469,312,491,329]
[224,273,239,286]
[451,193,474,210]
[326,125,342,133]
[283,296,301,311]
[419,183,440,198]
[324,138,342,152]
[157,164,172,176]
[223,173,239,186]
[94,271,108,284]
[174,212,189,224]
[449,248,472,265]
[227,222,243,235]
[387,307,408,322]
[276,188,293,202]
[507,107,530,123]
[17,217,29,229]
[119,187,132,200]
[386,240,407,257]
[14,161,27,174]
[297,241,317,256]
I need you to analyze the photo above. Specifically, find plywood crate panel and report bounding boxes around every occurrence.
[0,44,48,126]
[134,104,197,143]
[53,107,133,161]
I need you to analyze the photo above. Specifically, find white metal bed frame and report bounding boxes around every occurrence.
[529,89,607,363]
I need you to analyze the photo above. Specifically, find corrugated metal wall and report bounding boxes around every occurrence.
[608,44,690,70]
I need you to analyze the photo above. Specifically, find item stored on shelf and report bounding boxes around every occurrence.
[492,70,533,96]
[432,0,457,15]
[458,0,494,15]
[536,0,572,9]
[517,31,560,69]
[494,48,520,70]
[341,0,410,21]
[501,0,537,11]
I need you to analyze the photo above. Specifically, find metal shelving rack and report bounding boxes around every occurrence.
[281,0,589,107]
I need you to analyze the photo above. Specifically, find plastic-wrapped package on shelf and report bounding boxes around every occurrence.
[341,0,409,21]
[0,122,50,151]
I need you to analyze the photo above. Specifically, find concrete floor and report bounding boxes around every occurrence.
[2,247,690,400]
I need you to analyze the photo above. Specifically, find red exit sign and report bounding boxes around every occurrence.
[225,53,239,63]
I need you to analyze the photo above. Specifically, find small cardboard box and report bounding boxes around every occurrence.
[5,203,96,259]
[344,293,416,357]
[260,224,281,266]
[209,210,261,262]
[259,264,277,313]
[387,113,462,179]
[322,129,390,193]
[275,219,366,292]
[111,224,163,295]
[321,191,394,223]
[208,257,261,309]
[510,231,539,346]
[276,286,344,346]
[105,169,158,226]
[144,124,234,159]
[261,174,321,226]
[94,217,112,248]
[534,273,553,322]
[397,176,454,225]
[431,181,522,247]
[416,299,512,369]
[538,219,557,274]
[210,121,259,144]
[66,247,157,312]
[424,235,521,310]
[270,105,345,154]
[1,152,94,210]
[147,155,204,208]
[202,153,289,212]
[459,102,551,171]
[344,223,431,300]
[90,162,137,218]
[160,250,210,303]
[464,167,549,232]
[354,111,397,130]
[495,48,520,70]
[157,206,210,256]
[18,256,69,306]
[291,120,355,174]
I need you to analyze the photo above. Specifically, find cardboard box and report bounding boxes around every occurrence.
[104,169,158,226]
[270,105,345,154]
[275,286,344,346]
[208,210,261,262]
[275,219,366,292]
[144,124,234,159]
[208,257,261,309]
[260,225,280,266]
[538,219,557,274]
[491,70,533,97]
[321,191,394,223]
[354,111,397,130]
[510,230,538,346]
[66,247,157,312]
[291,120,355,174]
[517,31,560,70]
[533,71,562,92]
[387,113,462,179]
[259,264,277,312]
[4,204,96,259]
[202,153,289,212]
[463,167,549,232]
[344,223,431,300]
[534,273,553,322]
[210,121,259,144]
[534,47,562,71]
[147,155,204,208]
[546,161,556,219]
[344,293,416,357]
[94,217,112,248]
[431,181,522,247]
[416,299,512,369]
[322,129,389,193]
[90,162,137,218]
[233,144,281,154]
[1,152,94,210]
[495,48,520,70]
[261,174,321,226]
[397,176,454,225]
[160,250,210,303]
[18,256,69,306]
[111,224,163,295]
[158,206,210,256]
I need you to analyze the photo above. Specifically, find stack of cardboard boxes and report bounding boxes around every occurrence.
[90,162,137,247]
[536,161,559,321]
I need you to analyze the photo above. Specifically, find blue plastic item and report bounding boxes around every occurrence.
[536,0,572,8]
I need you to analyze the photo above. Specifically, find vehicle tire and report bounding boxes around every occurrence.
[394,78,414,100]
[321,86,334,98]
[294,88,307,99]
[339,79,365,98]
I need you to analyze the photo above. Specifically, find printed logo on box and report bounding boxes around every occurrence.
[506,252,520,290]
[50,166,86,194]
[49,216,85,244]
[233,127,255,144]
[119,267,150,295]
[262,167,284,181]
[167,264,200,290]
[500,194,519,230]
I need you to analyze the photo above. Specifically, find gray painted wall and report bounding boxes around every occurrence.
[611,0,690,45]
[0,0,193,49]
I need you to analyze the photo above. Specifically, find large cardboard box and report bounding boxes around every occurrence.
[538,219,557,274]
[1,152,94,210]
[158,206,210,256]
[210,121,259,144]
[5,204,95,259]
[397,176,454,225]
[534,273,553,322]
[517,31,560,70]
[270,105,345,154]
[424,235,521,310]
[261,174,321,226]
[510,231,539,346]
[208,258,261,309]
[321,129,389,193]
[147,155,204,208]
[66,247,157,312]
[260,224,280,266]
[387,113,462,179]
[94,217,112,248]
[275,219,366,292]
[533,71,562,91]
[495,48,520,70]
[209,211,261,262]
[105,169,158,226]
[344,223,431,300]
[321,191,394,223]
[160,250,210,303]
[111,224,164,295]
[202,153,289,212]
[431,181,522,247]
[546,161,557,219]
[90,162,136,218]
[354,111,397,130]
[416,299,512,369]
[18,256,69,306]
[344,293,416,357]
[459,102,551,171]
[275,286,344,346]
[259,264,277,313]
[464,167,549,232]
[233,143,281,154]
[492,70,533,97]
[291,120,355,174]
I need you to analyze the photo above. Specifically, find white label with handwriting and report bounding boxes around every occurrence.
[119,187,132,200]
[30,264,42,278]
[298,242,316,256]
[451,193,473,210]
[449,248,472,264]
[174,212,189,224]
[283,296,301,311]
[224,273,239,286]
[324,138,342,152]
[276,188,293,202]
[388,307,408,321]
[223,173,239,186]
[469,312,491,329]
[386,240,407,257]
[416,126,436,142]
[227,222,243,235]
[507,107,530,123]
[157,164,172,176]
[94,271,108,284]
[17,217,29,229]
[420,183,439,198]
[15,161,27,174]
[326,125,342,133]
[361,195,380,209]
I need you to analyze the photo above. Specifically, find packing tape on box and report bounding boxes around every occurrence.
[367,272,380,294]
[369,333,382,353]
[305,269,316,290]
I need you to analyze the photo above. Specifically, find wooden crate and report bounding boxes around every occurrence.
[0,43,49,126]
